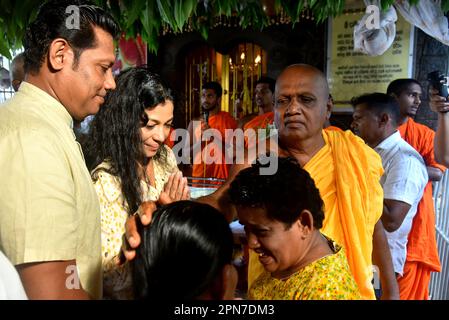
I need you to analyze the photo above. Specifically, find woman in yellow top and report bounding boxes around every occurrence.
[228,157,361,300]
[84,67,190,299]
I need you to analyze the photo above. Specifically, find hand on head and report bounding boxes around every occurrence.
[117,201,156,265]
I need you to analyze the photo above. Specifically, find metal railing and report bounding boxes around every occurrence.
[187,177,225,199]
[430,170,449,299]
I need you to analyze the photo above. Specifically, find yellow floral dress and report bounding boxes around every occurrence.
[248,239,362,300]
[92,145,179,299]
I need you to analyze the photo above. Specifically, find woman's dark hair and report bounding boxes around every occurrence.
[85,66,174,215]
[133,201,234,300]
[228,157,325,229]
[24,0,119,74]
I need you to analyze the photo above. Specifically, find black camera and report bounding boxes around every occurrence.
[427,70,449,99]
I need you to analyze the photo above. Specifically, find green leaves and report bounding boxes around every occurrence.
[174,0,197,32]
[238,0,268,30]
[0,0,39,58]
[1,0,449,57]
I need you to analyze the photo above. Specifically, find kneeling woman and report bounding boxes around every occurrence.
[228,157,361,300]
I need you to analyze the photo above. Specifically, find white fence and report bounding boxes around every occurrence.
[430,170,449,299]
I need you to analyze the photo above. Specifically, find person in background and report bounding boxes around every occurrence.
[133,200,237,300]
[84,66,190,299]
[0,250,27,300]
[242,77,276,148]
[429,87,449,167]
[387,79,446,299]
[351,93,428,297]
[186,81,237,184]
[0,0,118,299]
[10,52,25,92]
[229,157,361,300]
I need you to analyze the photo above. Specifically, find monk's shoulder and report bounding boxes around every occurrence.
[330,129,382,166]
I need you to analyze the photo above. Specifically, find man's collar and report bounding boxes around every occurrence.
[374,130,401,151]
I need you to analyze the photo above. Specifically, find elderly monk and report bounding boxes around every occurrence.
[123,64,398,300]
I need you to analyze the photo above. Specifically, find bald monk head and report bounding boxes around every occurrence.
[274,64,332,150]
[11,53,25,92]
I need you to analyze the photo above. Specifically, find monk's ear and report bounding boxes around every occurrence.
[47,38,74,72]
[297,210,314,239]
[325,96,333,119]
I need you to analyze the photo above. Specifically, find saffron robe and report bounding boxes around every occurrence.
[247,129,384,300]
[397,118,446,299]
[192,111,237,181]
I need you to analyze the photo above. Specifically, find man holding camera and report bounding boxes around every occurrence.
[429,84,449,167]
[386,79,446,300]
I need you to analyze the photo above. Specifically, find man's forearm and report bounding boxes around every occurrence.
[435,112,449,167]
[372,220,399,300]
[427,166,444,182]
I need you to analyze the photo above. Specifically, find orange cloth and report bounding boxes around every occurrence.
[247,129,384,300]
[243,112,274,131]
[192,111,237,180]
[324,125,343,132]
[243,112,274,149]
[397,118,446,299]
[397,261,432,300]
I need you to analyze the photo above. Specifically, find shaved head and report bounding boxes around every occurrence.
[274,64,332,147]
[276,64,330,101]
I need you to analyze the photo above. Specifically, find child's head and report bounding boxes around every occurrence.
[133,200,237,300]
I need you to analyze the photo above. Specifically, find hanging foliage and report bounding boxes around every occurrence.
[0,0,447,59]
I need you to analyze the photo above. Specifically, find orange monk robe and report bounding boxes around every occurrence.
[243,112,274,149]
[397,118,446,300]
[324,125,343,132]
[243,112,274,131]
[247,129,384,300]
[192,111,238,180]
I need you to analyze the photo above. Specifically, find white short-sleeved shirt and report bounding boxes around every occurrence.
[0,251,27,300]
[375,131,428,275]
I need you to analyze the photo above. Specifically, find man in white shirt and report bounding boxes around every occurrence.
[351,93,428,278]
[0,251,27,300]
